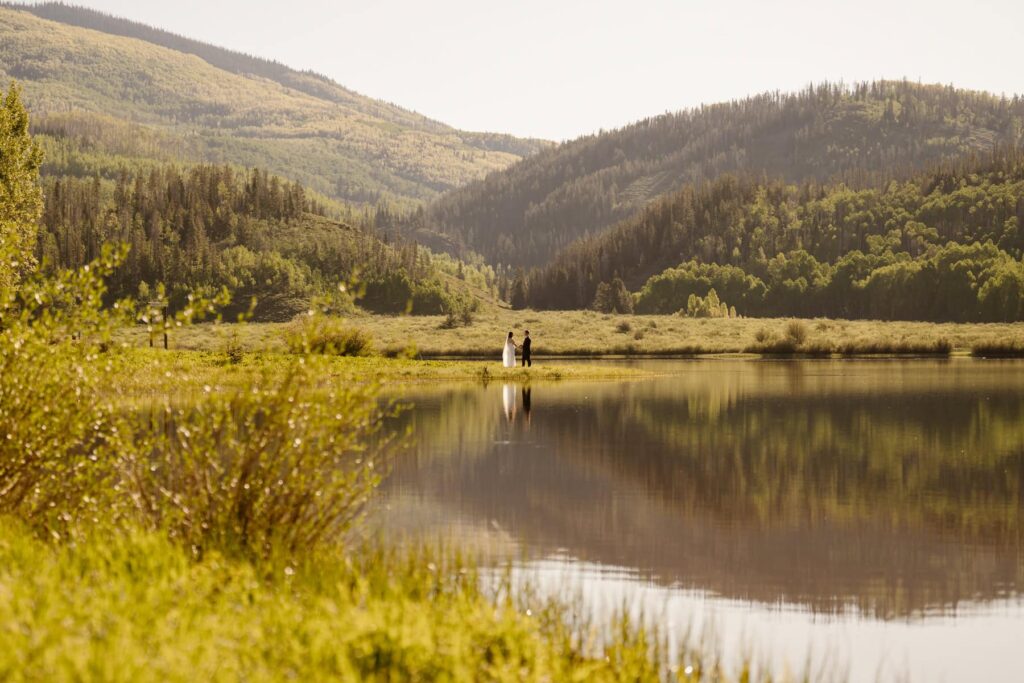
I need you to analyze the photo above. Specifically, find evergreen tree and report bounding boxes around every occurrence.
[509,270,528,309]
[0,82,43,295]
[592,277,633,313]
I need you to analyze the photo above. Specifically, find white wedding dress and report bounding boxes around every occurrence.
[502,339,516,368]
[502,383,515,421]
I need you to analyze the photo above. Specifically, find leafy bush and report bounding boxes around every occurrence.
[635,262,765,315]
[683,288,733,318]
[126,363,394,559]
[287,316,374,356]
[0,246,129,532]
[439,295,479,328]
[1,239,387,559]
[360,271,414,314]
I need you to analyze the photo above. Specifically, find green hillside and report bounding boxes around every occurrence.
[417,82,1024,266]
[0,3,549,206]
[523,148,1024,322]
[35,159,499,322]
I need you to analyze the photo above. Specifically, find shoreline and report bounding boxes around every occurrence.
[114,314,1024,360]
[104,346,1024,403]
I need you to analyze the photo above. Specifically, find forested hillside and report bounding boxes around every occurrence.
[417,81,1024,266]
[522,148,1024,322]
[0,3,548,206]
[35,161,496,321]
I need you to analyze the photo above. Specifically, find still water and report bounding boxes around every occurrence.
[373,360,1023,682]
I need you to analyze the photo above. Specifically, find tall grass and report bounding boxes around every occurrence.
[971,339,1024,357]
[0,520,769,681]
[125,363,397,560]
[286,314,374,356]
[118,310,1014,358]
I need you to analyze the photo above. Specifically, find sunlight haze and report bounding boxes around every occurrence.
[13,0,1024,140]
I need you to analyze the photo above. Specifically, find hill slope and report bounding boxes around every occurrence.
[418,81,1024,266]
[524,148,1024,321]
[0,3,549,206]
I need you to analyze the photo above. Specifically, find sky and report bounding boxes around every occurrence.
[20,0,1024,141]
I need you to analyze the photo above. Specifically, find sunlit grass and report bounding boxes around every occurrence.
[1,519,761,682]
[116,310,1024,357]
[104,348,652,402]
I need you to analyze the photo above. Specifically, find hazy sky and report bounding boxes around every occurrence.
[24,0,1024,141]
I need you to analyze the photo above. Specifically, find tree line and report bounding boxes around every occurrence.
[34,161,485,321]
[521,148,1024,321]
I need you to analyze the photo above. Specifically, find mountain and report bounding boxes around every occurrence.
[416,81,1024,267]
[0,2,549,206]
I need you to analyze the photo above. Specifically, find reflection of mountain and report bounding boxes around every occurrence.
[381,361,1024,617]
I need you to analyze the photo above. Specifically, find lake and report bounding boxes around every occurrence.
[372,359,1023,682]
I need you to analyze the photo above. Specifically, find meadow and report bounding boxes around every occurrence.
[117,309,1024,357]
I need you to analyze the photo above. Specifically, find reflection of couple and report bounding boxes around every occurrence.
[502,384,532,425]
[502,330,532,368]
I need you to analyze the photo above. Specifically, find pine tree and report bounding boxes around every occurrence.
[593,277,633,313]
[0,82,44,296]
[509,270,528,310]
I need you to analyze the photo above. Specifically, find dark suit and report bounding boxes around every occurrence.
[522,336,532,367]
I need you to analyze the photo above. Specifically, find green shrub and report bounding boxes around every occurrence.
[126,362,394,560]
[287,316,374,356]
[438,295,479,329]
[784,320,809,345]
[0,246,129,533]
[223,336,245,364]
[682,288,732,318]
[360,271,414,314]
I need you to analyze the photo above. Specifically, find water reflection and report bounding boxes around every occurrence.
[375,360,1024,680]
[500,383,534,428]
[502,383,515,423]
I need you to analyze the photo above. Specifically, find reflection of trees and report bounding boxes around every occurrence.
[617,390,1024,540]
[380,363,1024,617]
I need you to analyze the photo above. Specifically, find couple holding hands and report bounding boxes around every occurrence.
[502,330,532,368]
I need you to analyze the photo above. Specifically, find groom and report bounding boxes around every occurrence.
[521,330,532,367]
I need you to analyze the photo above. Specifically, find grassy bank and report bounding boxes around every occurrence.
[105,348,651,400]
[2,520,732,682]
[116,310,1024,357]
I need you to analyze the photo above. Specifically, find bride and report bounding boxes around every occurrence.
[502,331,518,368]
